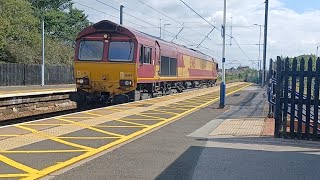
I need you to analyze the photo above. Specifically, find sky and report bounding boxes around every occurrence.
[73,0,320,69]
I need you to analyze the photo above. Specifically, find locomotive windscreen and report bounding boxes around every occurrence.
[78,40,104,61]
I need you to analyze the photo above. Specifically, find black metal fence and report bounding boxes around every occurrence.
[268,56,320,140]
[0,63,74,86]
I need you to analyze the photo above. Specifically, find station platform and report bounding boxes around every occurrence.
[1,82,319,180]
[0,85,75,99]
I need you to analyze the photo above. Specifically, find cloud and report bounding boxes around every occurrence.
[73,0,320,68]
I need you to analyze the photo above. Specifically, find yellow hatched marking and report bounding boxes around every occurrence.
[0,135,20,137]
[22,83,251,180]
[0,174,29,178]
[151,110,179,115]
[16,125,93,151]
[172,103,197,107]
[0,154,39,174]
[121,118,161,121]
[85,112,103,117]
[181,99,205,103]
[115,119,149,127]
[140,112,169,115]
[24,124,70,126]
[61,116,95,119]
[105,108,123,112]
[162,107,190,111]
[60,136,119,140]
[183,100,205,104]
[0,150,87,153]
[55,118,124,138]
[95,125,143,128]
[135,114,166,120]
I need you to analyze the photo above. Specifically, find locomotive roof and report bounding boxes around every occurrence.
[77,20,217,63]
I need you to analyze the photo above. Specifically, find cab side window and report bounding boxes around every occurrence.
[140,45,152,64]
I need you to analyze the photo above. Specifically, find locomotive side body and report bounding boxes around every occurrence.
[71,20,218,105]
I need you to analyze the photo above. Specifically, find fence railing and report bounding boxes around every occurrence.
[0,63,74,86]
[268,56,320,140]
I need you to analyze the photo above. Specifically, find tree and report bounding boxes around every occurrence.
[0,0,41,63]
[28,0,89,45]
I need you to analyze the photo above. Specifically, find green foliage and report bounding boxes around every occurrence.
[29,0,89,45]
[0,0,89,65]
[282,54,318,70]
[0,0,40,62]
[224,67,259,83]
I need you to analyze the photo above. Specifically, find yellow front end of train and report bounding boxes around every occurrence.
[75,62,137,93]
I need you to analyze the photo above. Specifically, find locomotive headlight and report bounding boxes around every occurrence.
[120,80,133,87]
[76,78,89,85]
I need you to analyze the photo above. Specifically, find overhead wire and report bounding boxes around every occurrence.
[230,2,265,18]
[179,0,219,31]
[100,0,221,57]
[74,2,158,33]
[136,0,212,39]
[179,0,254,61]
[76,0,222,58]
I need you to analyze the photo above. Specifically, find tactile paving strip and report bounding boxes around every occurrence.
[209,118,265,137]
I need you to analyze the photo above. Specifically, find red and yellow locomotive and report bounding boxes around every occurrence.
[71,20,218,105]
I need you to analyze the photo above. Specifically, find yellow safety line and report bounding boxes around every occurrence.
[16,125,94,151]
[0,150,88,153]
[55,118,124,138]
[0,155,39,174]
[135,114,166,120]
[20,83,251,180]
[59,137,120,140]
[0,174,29,178]
[115,119,149,127]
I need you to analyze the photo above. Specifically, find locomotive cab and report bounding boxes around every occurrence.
[71,21,138,105]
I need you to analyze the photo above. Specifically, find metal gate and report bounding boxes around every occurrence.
[268,56,320,140]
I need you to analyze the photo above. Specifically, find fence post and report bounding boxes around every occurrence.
[290,58,298,138]
[305,58,313,139]
[297,58,305,139]
[274,56,282,138]
[268,58,273,117]
[313,58,320,140]
[282,58,289,137]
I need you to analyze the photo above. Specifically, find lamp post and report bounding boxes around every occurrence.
[41,19,45,86]
[316,46,319,57]
[219,0,227,108]
[163,23,171,40]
